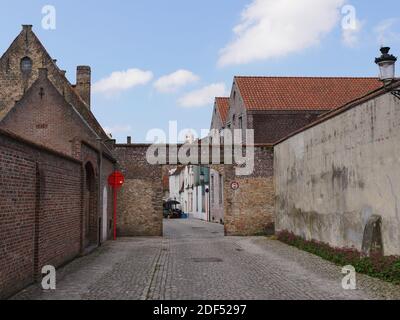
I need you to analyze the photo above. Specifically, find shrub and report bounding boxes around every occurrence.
[277,230,400,285]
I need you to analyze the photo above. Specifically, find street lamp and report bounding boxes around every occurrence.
[375,47,400,99]
[375,47,397,83]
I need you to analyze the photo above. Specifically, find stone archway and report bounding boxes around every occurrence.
[84,162,97,248]
[113,144,276,237]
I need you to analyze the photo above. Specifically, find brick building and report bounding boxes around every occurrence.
[211,76,382,143]
[207,76,382,233]
[0,25,116,298]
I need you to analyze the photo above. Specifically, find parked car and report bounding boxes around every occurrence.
[163,200,183,219]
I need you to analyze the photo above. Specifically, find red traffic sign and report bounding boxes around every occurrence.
[231,181,240,190]
[108,171,125,188]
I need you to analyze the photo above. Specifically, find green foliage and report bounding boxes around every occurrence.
[277,230,400,285]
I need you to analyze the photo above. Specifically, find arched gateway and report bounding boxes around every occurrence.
[112,143,275,237]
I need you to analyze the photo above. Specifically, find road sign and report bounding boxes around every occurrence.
[231,181,240,190]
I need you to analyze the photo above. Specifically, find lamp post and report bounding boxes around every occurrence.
[375,47,400,99]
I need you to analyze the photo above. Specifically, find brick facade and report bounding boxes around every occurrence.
[223,147,275,236]
[248,111,322,144]
[0,26,116,298]
[0,129,82,299]
[113,145,163,237]
[113,143,275,237]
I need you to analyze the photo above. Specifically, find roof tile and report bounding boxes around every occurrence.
[215,97,230,123]
[235,76,383,111]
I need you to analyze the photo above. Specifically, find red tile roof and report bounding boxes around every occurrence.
[234,76,383,111]
[215,97,230,124]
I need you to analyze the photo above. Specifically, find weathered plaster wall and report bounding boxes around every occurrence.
[275,92,400,255]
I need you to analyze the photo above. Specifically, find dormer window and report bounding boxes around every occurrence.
[21,57,32,74]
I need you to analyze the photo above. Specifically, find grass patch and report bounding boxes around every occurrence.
[277,230,400,285]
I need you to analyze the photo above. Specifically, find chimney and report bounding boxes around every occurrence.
[127,136,132,144]
[22,25,33,32]
[76,66,91,108]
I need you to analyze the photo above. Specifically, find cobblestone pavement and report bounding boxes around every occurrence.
[12,218,400,300]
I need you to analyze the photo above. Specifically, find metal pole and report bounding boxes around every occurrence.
[113,187,117,241]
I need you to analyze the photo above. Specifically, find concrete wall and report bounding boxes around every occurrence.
[275,91,400,256]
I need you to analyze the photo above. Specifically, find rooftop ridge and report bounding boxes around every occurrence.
[234,75,379,79]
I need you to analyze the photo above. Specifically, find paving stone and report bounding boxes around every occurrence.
[10,218,400,300]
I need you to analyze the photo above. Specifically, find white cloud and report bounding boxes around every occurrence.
[154,70,200,93]
[342,18,363,47]
[218,0,345,67]
[103,125,132,136]
[374,18,400,46]
[93,68,153,95]
[178,83,227,108]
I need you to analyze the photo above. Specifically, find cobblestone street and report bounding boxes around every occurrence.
[12,218,400,300]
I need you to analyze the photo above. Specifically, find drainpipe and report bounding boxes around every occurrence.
[97,138,103,246]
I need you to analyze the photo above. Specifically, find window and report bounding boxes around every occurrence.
[232,115,236,125]
[233,91,236,101]
[21,57,32,73]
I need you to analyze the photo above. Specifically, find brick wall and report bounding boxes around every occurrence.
[209,165,225,224]
[113,145,163,237]
[0,70,99,158]
[249,111,323,144]
[0,26,106,139]
[0,129,82,299]
[113,143,275,237]
[0,70,116,246]
[224,147,275,236]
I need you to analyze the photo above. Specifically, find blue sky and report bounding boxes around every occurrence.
[0,0,399,142]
